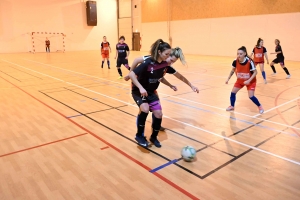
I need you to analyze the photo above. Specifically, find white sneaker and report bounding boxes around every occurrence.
[286,75,291,79]
[271,73,277,76]
[258,106,264,114]
[226,106,234,111]
[264,79,267,84]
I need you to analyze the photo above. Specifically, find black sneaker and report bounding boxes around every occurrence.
[108,66,110,69]
[159,126,165,131]
[101,65,103,68]
[135,135,148,147]
[150,137,161,148]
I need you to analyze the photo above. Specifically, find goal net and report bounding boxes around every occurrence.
[31,32,66,53]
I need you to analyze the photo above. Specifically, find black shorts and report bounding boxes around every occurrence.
[272,58,284,65]
[117,57,128,67]
[132,91,162,111]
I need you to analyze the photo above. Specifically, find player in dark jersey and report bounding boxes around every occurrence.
[101,36,111,69]
[226,46,264,114]
[115,36,130,79]
[270,39,291,79]
[124,47,199,132]
[45,37,50,53]
[250,38,269,84]
[129,39,174,148]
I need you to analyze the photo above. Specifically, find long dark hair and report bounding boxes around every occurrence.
[256,38,263,47]
[150,39,171,61]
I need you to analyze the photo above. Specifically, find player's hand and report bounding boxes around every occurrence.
[139,87,148,97]
[191,85,199,93]
[244,80,250,85]
[114,57,116,59]
[225,80,229,84]
[170,85,178,91]
[124,75,130,81]
[125,57,128,60]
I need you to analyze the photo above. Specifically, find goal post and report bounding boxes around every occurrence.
[31,32,66,53]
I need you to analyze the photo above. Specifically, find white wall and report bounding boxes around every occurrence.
[118,0,132,49]
[0,0,118,53]
[141,13,300,61]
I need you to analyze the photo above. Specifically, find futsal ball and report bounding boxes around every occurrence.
[181,146,196,162]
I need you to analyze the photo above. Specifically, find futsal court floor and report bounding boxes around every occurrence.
[0,51,300,200]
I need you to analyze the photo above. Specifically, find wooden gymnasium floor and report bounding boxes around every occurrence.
[0,51,300,200]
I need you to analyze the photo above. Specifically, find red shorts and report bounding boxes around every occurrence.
[255,62,264,65]
[102,53,109,59]
[234,81,256,90]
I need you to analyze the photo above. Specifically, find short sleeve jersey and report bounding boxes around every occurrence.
[275,45,284,59]
[252,46,267,63]
[232,57,256,84]
[116,43,129,58]
[132,58,175,93]
[45,40,50,46]
[101,42,110,53]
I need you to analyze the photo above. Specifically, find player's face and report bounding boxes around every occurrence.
[159,49,172,61]
[260,40,263,46]
[166,55,178,65]
[119,39,124,44]
[275,40,279,45]
[237,50,246,61]
[103,37,107,42]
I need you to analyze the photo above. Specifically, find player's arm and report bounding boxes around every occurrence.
[226,67,235,84]
[250,51,254,58]
[129,62,148,96]
[115,45,118,59]
[159,77,177,91]
[173,72,199,93]
[124,57,144,81]
[126,46,130,59]
[109,43,111,53]
[264,52,269,64]
[244,60,257,85]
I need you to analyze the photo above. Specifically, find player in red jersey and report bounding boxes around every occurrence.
[250,38,269,84]
[100,36,111,69]
[226,46,264,114]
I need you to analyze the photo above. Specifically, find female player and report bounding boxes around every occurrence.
[115,36,130,79]
[100,36,111,69]
[45,37,50,53]
[129,39,176,148]
[125,47,199,131]
[270,39,291,79]
[250,38,269,84]
[225,46,264,114]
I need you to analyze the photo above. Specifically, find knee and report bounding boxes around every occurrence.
[140,104,149,113]
[153,111,163,119]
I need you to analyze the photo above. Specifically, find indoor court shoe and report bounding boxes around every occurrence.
[101,65,103,68]
[226,106,234,111]
[258,106,264,114]
[159,126,166,131]
[286,75,291,79]
[150,137,161,148]
[135,135,148,147]
[271,73,277,75]
[118,76,123,79]
[264,79,267,84]
[108,66,110,69]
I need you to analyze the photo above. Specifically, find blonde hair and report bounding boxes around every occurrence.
[170,47,186,65]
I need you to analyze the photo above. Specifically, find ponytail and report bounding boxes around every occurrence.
[256,38,263,47]
[150,39,171,61]
[170,47,187,65]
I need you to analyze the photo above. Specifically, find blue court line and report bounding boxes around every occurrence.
[149,159,178,173]
[163,98,298,137]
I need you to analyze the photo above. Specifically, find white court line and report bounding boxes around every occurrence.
[23,58,300,130]
[2,58,300,166]
[253,96,300,118]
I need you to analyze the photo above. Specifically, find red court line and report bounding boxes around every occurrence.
[274,85,300,136]
[0,133,87,158]
[0,75,200,200]
[100,146,109,150]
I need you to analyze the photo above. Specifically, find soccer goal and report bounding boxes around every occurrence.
[31,32,66,53]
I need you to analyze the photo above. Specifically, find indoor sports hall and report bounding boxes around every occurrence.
[0,0,300,199]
